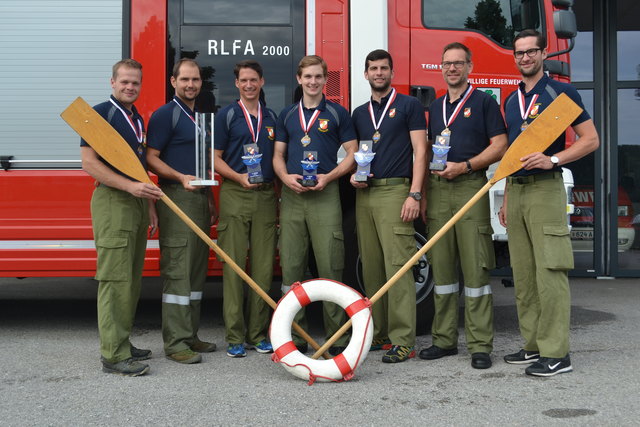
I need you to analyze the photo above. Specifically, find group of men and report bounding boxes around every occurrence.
[81,29,598,378]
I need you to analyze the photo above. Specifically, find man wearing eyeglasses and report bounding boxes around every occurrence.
[499,29,599,376]
[418,42,507,369]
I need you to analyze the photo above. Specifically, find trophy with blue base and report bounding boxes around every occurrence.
[429,131,451,171]
[354,140,375,182]
[242,143,264,184]
[300,151,319,187]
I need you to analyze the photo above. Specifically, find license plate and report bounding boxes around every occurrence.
[571,229,593,240]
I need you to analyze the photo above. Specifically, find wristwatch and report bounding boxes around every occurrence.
[408,192,422,201]
[550,155,560,166]
[465,160,473,174]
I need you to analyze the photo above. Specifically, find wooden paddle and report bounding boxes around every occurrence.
[61,96,331,360]
[311,92,584,359]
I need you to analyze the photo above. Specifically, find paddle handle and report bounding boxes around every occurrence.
[159,194,331,360]
[311,181,494,359]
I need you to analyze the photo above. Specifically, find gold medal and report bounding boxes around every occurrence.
[301,134,311,146]
[372,130,381,144]
[441,127,451,136]
[520,121,528,132]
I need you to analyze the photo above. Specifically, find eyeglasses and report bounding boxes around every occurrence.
[441,61,468,69]
[514,48,542,59]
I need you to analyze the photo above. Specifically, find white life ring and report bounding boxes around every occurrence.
[270,279,374,384]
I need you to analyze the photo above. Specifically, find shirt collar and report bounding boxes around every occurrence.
[518,74,550,96]
[109,95,139,116]
[173,95,196,115]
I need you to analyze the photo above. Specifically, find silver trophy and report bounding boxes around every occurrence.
[429,133,451,171]
[191,112,218,186]
[354,140,375,182]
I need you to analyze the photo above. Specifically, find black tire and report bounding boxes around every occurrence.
[355,231,435,336]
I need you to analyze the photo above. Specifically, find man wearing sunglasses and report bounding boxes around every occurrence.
[499,29,599,376]
[418,43,507,369]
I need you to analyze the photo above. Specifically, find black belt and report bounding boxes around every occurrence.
[223,179,274,190]
[368,177,410,187]
[430,170,486,182]
[507,171,562,184]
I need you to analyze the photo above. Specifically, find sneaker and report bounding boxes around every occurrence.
[130,345,152,361]
[226,343,247,358]
[190,339,217,353]
[328,346,346,356]
[504,349,540,365]
[418,345,458,360]
[370,338,392,351]
[525,355,573,377]
[247,340,273,354]
[166,349,202,364]
[102,358,149,376]
[382,345,415,363]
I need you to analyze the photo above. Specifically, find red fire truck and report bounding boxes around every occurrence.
[0,1,577,328]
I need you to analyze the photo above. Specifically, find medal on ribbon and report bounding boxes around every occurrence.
[298,100,320,147]
[368,88,397,144]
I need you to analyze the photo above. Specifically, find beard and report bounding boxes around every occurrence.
[369,79,391,93]
[518,61,543,77]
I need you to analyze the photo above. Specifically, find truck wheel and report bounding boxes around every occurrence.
[355,231,435,336]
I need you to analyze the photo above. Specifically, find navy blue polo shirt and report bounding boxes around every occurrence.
[147,96,199,185]
[428,87,506,163]
[352,91,427,178]
[214,101,277,182]
[504,75,590,176]
[275,96,356,175]
[80,95,147,179]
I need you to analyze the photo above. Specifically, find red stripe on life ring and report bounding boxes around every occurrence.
[345,298,369,318]
[274,341,297,361]
[292,284,312,307]
[333,353,353,377]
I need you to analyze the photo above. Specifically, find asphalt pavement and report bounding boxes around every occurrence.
[0,276,639,426]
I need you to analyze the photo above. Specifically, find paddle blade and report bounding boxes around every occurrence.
[491,92,583,183]
[61,96,152,184]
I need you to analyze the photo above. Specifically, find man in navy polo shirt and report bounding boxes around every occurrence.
[499,30,598,376]
[350,49,427,363]
[273,55,357,355]
[214,60,277,358]
[418,43,507,369]
[81,59,163,376]
[147,58,218,365]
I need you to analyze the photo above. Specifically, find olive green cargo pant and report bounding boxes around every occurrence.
[426,174,495,354]
[92,185,148,363]
[506,173,573,358]
[280,181,349,347]
[217,180,277,345]
[356,181,417,347]
[157,185,210,355]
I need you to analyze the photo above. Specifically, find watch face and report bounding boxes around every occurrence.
[551,156,559,165]
[410,192,422,201]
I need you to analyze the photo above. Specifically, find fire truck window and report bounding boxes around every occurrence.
[422,0,542,47]
[184,0,291,24]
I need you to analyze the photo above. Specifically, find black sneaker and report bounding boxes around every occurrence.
[503,349,540,364]
[418,345,458,360]
[382,345,415,363]
[130,345,152,361]
[525,355,573,377]
[102,358,149,376]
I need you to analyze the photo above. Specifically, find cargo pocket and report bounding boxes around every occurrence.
[215,222,228,264]
[541,224,574,270]
[330,231,345,271]
[95,237,129,282]
[392,226,416,266]
[478,224,496,270]
[159,237,188,278]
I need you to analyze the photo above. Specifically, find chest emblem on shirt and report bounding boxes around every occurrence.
[529,103,541,118]
[389,108,396,118]
[464,108,471,118]
[266,126,275,140]
[318,119,330,132]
